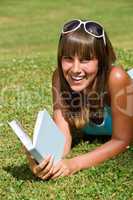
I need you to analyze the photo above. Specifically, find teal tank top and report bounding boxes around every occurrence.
[81,105,112,136]
[81,68,133,136]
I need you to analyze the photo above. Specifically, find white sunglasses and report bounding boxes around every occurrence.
[62,19,106,46]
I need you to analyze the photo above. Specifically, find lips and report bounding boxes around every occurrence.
[71,75,85,81]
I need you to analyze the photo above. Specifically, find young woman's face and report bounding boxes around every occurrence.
[61,55,98,92]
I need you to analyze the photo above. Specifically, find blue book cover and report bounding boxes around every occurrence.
[8,109,65,164]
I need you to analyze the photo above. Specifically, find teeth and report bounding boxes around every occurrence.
[71,76,85,81]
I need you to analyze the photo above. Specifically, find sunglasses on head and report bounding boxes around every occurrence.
[62,19,106,46]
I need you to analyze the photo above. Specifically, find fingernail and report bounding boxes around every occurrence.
[49,166,54,174]
[46,154,51,159]
[51,155,54,161]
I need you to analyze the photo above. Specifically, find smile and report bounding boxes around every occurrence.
[71,75,85,81]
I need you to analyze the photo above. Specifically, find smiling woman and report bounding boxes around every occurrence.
[61,55,98,92]
[26,19,133,180]
[57,20,116,129]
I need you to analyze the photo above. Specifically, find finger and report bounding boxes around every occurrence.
[25,151,38,171]
[38,156,54,179]
[35,154,52,173]
[51,169,64,179]
[41,165,54,180]
[29,157,37,166]
[27,153,36,163]
[52,161,62,175]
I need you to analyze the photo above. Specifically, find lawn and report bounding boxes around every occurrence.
[0,0,133,200]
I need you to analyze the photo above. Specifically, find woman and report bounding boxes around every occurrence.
[27,19,133,180]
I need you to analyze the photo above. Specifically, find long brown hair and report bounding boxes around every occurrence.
[57,23,116,129]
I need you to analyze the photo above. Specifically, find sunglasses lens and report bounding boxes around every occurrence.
[63,20,80,32]
[85,22,103,36]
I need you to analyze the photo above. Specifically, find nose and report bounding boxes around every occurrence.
[71,58,81,74]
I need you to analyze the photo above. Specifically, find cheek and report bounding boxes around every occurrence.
[84,64,98,75]
[87,60,98,74]
[61,61,71,72]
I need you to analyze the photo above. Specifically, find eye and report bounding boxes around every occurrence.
[62,56,73,62]
[80,58,90,63]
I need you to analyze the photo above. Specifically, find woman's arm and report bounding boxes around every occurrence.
[25,68,72,180]
[70,67,133,170]
[52,68,72,157]
[51,67,133,178]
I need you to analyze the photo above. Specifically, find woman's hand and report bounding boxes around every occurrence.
[23,147,80,180]
[51,158,80,179]
[25,148,54,180]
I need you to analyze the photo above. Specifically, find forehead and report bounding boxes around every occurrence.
[60,33,96,59]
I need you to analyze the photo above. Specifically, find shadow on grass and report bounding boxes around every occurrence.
[71,127,111,147]
[3,164,40,181]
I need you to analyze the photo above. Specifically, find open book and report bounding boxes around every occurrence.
[8,109,65,164]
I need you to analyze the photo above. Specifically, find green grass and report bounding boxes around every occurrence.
[0,1,133,200]
[0,0,133,59]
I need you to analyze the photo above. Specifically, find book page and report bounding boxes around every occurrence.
[33,109,65,164]
[8,120,33,150]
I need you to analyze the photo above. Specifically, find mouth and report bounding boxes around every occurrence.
[71,75,86,82]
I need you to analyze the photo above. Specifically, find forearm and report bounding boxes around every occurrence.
[72,139,130,170]
[62,135,72,157]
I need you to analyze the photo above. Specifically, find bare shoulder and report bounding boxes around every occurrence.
[108,66,132,94]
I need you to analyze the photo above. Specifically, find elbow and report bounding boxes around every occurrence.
[120,141,131,151]
[111,137,132,152]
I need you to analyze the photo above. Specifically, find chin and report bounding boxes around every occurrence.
[70,85,86,92]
